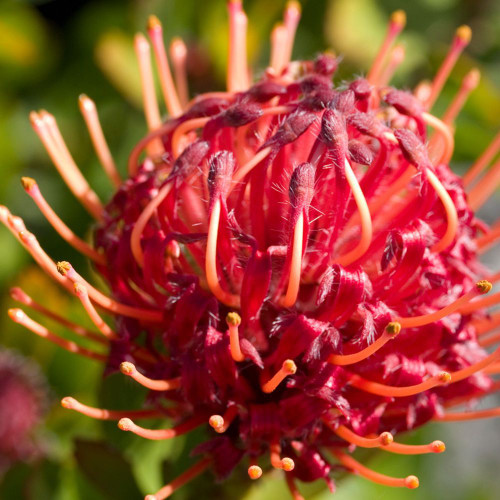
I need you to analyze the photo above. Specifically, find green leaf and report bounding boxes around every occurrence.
[74,438,143,500]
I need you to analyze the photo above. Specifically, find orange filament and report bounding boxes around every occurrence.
[29,111,103,220]
[283,1,301,67]
[436,408,500,422]
[467,157,500,211]
[56,261,163,322]
[367,10,406,85]
[270,439,295,471]
[130,182,173,266]
[463,130,500,187]
[332,449,419,489]
[128,120,177,175]
[248,464,263,480]
[172,117,210,159]
[472,311,500,336]
[8,308,107,362]
[144,458,210,500]
[270,23,289,74]
[208,405,239,433]
[329,322,401,366]
[336,159,373,266]
[226,312,245,362]
[332,424,394,448]
[78,94,122,187]
[281,212,304,307]
[9,287,106,346]
[169,38,189,109]
[349,371,451,397]
[382,439,446,455]
[61,396,162,420]
[147,16,183,117]
[285,473,305,500]
[134,34,162,132]
[118,415,203,440]
[460,290,500,315]
[442,68,480,125]
[262,359,297,393]
[425,25,472,110]
[227,1,249,92]
[447,346,500,383]
[423,112,455,165]
[478,330,500,348]
[120,361,181,391]
[73,283,117,340]
[21,177,105,265]
[476,224,500,253]
[205,198,241,307]
[395,281,491,328]
[378,44,405,87]
[231,146,273,187]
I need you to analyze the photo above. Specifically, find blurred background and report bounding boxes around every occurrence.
[0,0,499,498]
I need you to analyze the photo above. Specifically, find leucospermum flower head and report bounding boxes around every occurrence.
[2,1,500,498]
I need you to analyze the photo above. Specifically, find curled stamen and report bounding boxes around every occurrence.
[73,283,117,340]
[427,169,459,252]
[442,68,480,125]
[8,308,106,362]
[208,405,238,433]
[205,198,240,307]
[423,112,455,165]
[395,281,492,328]
[281,213,304,307]
[56,261,163,322]
[21,177,105,265]
[9,287,106,345]
[329,322,401,366]
[78,94,122,187]
[262,359,297,393]
[270,439,295,471]
[332,423,394,448]
[426,25,472,110]
[463,130,500,187]
[435,408,500,421]
[367,10,406,85]
[118,415,203,440]
[169,38,189,109]
[382,439,446,455]
[227,0,249,91]
[226,312,245,362]
[120,361,181,391]
[29,111,103,220]
[144,458,211,500]
[147,16,182,117]
[61,396,162,420]
[349,371,451,397]
[335,159,373,266]
[332,449,419,489]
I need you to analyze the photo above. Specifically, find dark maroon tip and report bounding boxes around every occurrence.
[384,90,423,117]
[264,111,317,149]
[208,150,236,202]
[169,140,210,181]
[247,81,287,102]
[394,129,430,168]
[346,111,385,138]
[348,140,374,166]
[289,162,315,209]
[349,79,373,100]
[314,54,339,77]
[298,74,334,93]
[185,97,230,118]
[331,89,355,113]
[320,109,348,157]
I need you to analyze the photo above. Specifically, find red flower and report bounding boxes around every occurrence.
[2,2,500,498]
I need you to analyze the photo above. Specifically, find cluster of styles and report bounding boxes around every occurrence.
[2,2,500,499]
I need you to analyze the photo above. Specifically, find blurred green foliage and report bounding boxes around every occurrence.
[0,0,499,498]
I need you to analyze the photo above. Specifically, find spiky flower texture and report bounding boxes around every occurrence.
[2,2,500,498]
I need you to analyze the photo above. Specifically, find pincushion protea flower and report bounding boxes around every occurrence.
[0,348,48,475]
[2,1,500,498]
